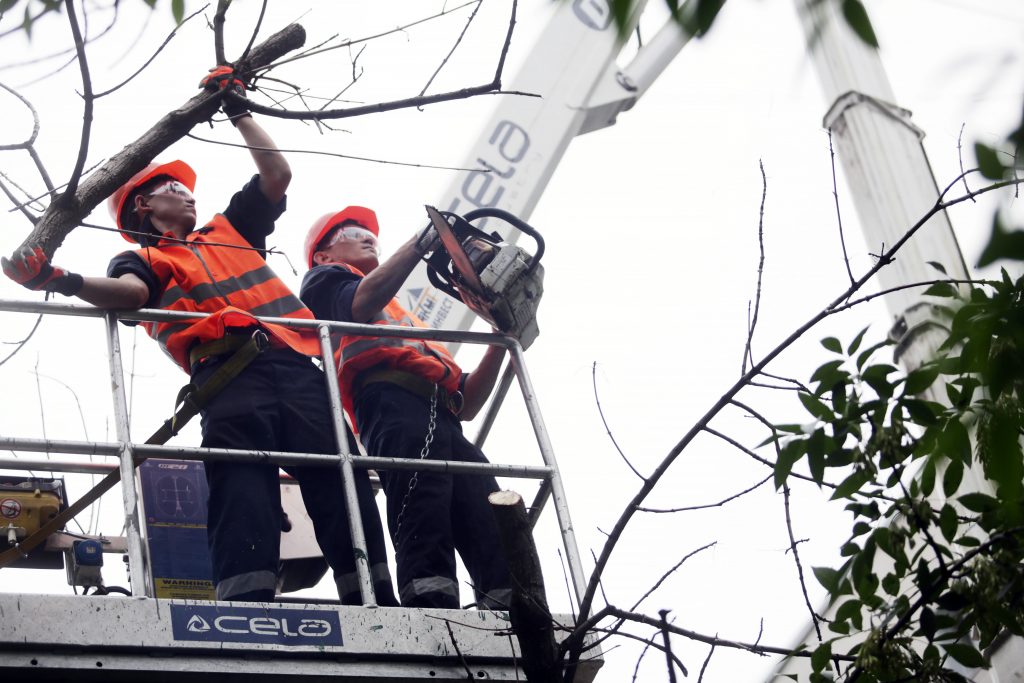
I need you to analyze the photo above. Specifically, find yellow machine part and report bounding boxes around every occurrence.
[0,489,60,537]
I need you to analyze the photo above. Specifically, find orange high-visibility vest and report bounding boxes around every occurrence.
[331,263,462,425]
[127,214,320,373]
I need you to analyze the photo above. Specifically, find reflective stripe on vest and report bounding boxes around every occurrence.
[129,214,319,372]
[331,263,461,428]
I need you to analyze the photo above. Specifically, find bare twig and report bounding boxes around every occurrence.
[956,122,976,203]
[592,362,645,481]
[93,4,208,98]
[6,158,105,214]
[256,0,480,73]
[637,473,772,512]
[828,129,856,284]
[213,0,229,65]
[703,424,837,489]
[0,175,41,224]
[659,609,682,682]
[232,0,524,122]
[0,315,43,369]
[418,0,482,99]
[0,81,41,150]
[629,542,716,612]
[697,641,716,683]
[742,159,768,374]
[783,484,824,642]
[237,0,267,64]
[185,132,490,172]
[564,605,856,661]
[61,0,94,201]
[444,620,475,679]
[631,629,657,683]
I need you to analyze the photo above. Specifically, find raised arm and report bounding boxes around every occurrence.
[350,233,428,323]
[234,116,291,206]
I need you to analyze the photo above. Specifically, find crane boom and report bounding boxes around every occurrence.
[404,0,692,334]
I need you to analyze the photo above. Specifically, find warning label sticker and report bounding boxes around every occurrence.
[0,498,22,519]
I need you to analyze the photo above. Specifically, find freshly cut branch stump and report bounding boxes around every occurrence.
[489,489,561,682]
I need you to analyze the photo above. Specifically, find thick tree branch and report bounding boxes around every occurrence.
[12,23,306,258]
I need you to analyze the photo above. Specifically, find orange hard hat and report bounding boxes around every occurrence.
[304,206,380,268]
[106,160,197,242]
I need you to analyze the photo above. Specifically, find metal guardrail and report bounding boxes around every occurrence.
[0,298,586,607]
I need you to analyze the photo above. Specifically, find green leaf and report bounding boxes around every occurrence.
[0,0,18,13]
[813,566,842,593]
[799,392,833,421]
[977,212,1024,268]
[926,261,948,275]
[856,340,891,370]
[921,457,937,496]
[831,469,869,500]
[821,336,843,354]
[810,359,847,389]
[811,641,832,673]
[955,534,981,547]
[920,606,937,641]
[171,0,185,25]
[943,642,986,668]
[943,458,964,497]
[902,398,941,426]
[862,364,898,399]
[882,573,900,596]
[847,326,869,356]
[923,282,957,298]
[939,504,958,542]
[142,0,157,7]
[841,0,878,47]
[959,492,999,513]
[774,438,806,490]
[974,142,1005,180]
[904,363,941,396]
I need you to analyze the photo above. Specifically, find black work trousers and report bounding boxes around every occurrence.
[355,381,511,609]
[195,347,397,605]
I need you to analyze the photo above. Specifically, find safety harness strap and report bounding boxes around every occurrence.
[0,331,269,569]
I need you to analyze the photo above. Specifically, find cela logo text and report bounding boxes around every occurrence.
[187,615,211,633]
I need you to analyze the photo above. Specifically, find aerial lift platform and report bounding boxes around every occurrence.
[0,301,601,682]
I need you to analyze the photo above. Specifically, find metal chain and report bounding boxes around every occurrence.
[393,383,438,550]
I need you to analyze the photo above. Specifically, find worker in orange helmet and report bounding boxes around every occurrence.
[300,207,511,610]
[2,68,397,607]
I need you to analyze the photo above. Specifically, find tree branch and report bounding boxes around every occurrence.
[11,22,306,258]
[61,0,94,202]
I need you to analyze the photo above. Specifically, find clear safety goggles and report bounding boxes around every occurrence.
[146,180,194,201]
[324,225,378,248]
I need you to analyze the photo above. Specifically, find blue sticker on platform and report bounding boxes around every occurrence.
[170,604,343,646]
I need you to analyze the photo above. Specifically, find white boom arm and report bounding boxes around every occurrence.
[403,0,693,333]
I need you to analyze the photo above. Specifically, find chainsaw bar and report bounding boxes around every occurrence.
[425,205,487,299]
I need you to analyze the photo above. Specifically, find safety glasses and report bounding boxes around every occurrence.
[324,225,378,248]
[146,180,194,202]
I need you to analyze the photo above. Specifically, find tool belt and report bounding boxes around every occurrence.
[358,368,464,416]
[0,329,270,569]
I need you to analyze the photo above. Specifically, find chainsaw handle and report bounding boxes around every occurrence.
[461,208,545,277]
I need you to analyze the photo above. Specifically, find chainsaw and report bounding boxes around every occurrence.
[422,206,544,349]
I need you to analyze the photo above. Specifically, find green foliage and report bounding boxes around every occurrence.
[0,0,177,39]
[777,273,1024,680]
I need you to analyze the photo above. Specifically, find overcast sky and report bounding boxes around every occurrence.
[1,1,1022,680]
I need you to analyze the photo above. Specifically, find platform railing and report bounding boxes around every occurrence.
[0,298,586,607]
